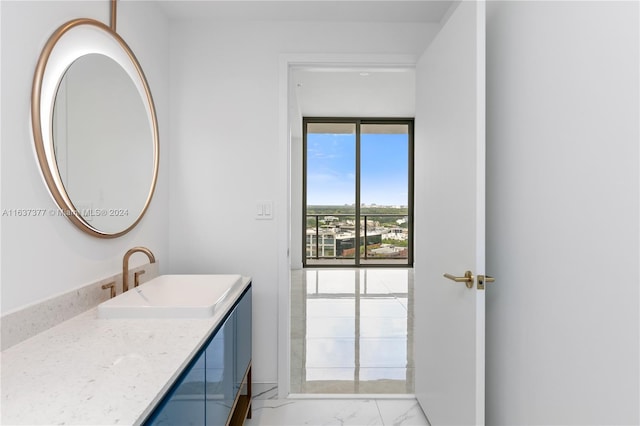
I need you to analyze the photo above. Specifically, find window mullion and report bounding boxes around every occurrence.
[355,120,361,266]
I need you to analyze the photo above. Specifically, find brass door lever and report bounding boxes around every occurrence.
[443,271,474,289]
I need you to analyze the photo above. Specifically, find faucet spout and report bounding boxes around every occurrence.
[122,246,156,293]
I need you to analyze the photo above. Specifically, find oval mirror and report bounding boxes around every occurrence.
[32,19,159,238]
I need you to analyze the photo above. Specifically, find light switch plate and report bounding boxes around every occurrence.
[256,201,273,220]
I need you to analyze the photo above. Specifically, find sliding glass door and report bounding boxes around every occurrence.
[303,118,413,267]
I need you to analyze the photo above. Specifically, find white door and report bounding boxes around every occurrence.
[414,1,487,425]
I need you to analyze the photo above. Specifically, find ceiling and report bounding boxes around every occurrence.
[156,0,454,120]
[157,1,453,23]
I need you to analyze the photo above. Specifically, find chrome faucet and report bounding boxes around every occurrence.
[122,246,156,292]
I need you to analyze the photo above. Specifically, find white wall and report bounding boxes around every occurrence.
[486,1,639,424]
[168,19,438,384]
[0,1,171,313]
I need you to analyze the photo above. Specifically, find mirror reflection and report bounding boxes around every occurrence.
[52,53,155,234]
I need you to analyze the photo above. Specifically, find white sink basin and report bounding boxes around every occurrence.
[98,274,242,319]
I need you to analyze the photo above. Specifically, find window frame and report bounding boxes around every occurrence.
[302,117,414,268]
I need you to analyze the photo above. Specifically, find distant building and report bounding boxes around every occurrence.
[306,229,383,258]
[306,211,408,259]
[382,227,408,241]
[305,229,335,258]
[369,245,408,258]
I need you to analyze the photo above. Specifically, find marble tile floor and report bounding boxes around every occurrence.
[245,398,430,426]
[291,269,414,394]
[245,269,424,425]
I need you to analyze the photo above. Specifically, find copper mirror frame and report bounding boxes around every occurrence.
[31,18,159,238]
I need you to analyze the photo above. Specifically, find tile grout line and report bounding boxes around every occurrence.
[374,399,387,426]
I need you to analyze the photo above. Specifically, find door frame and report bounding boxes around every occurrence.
[277,53,418,398]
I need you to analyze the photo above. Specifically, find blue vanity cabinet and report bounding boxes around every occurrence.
[205,308,235,424]
[230,287,252,425]
[145,350,206,425]
[235,288,252,387]
[207,286,252,425]
[144,284,252,426]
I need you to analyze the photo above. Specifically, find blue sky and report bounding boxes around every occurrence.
[306,132,408,206]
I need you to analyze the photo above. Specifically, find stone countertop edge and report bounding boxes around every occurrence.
[0,276,252,426]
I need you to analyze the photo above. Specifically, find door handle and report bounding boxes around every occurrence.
[444,271,495,290]
[443,271,474,289]
[477,275,495,290]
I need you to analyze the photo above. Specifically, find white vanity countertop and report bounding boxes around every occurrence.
[1,277,251,425]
